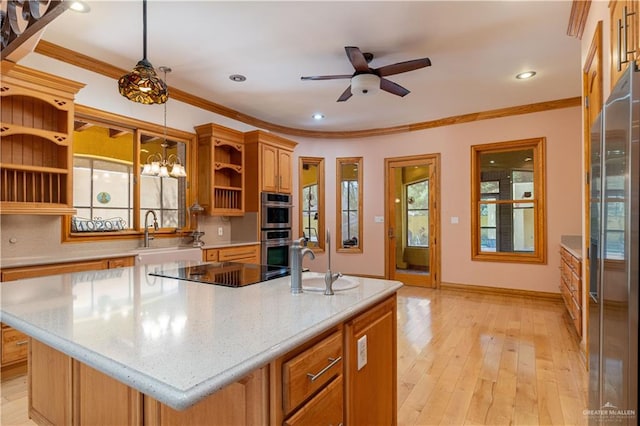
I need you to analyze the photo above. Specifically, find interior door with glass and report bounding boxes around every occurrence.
[386,154,440,287]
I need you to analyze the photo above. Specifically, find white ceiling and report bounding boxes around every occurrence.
[37,0,582,132]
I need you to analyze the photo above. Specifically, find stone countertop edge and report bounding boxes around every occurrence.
[0,282,402,411]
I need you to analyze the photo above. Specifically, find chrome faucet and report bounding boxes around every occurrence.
[290,238,315,294]
[143,210,159,248]
[324,230,342,295]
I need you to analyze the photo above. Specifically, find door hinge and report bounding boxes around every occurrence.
[585,95,589,108]
[586,171,590,184]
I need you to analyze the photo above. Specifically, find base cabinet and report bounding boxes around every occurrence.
[143,369,268,426]
[203,244,260,264]
[29,339,72,426]
[345,294,397,425]
[29,340,267,426]
[283,375,343,426]
[559,246,582,337]
[24,293,397,426]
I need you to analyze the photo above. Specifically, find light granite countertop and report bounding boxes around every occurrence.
[0,262,402,410]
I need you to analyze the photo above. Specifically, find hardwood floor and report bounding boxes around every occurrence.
[0,285,588,425]
[397,286,588,426]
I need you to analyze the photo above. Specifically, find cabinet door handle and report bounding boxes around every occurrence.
[15,340,28,346]
[306,356,342,382]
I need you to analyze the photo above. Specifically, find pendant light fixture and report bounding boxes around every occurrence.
[141,67,187,178]
[118,0,167,104]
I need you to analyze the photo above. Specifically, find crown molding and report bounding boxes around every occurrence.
[35,40,580,139]
[566,0,591,39]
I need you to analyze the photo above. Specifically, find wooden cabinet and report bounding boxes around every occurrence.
[610,0,639,89]
[282,331,343,414]
[0,61,84,215]
[29,338,268,426]
[283,375,343,426]
[344,294,397,426]
[202,244,260,264]
[144,368,268,426]
[244,131,297,210]
[272,328,344,426]
[560,246,582,337]
[195,123,245,216]
[260,143,294,194]
[1,326,29,366]
[0,256,134,372]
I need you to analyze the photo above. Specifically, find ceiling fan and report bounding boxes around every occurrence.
[301,46,431,102]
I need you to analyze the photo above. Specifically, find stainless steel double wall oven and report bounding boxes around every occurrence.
[260,192,292,267]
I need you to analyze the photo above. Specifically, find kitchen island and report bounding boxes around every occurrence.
[0,261,402,425]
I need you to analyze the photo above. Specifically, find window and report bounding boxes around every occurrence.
[65,108,194,240]
[406,180,429,247]
[336,157,363,252]
[471,137,546,263]
[299,156,325,251]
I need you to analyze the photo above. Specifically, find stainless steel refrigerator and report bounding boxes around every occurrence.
[588,64,638,425]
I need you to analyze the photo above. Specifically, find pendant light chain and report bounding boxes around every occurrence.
[142,0,148,61]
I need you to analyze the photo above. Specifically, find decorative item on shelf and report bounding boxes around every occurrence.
[189,200,205,247]
[140,66,187,178]
[117,0,167,104]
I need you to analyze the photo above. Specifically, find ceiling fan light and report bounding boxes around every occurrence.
[351,74,380,96]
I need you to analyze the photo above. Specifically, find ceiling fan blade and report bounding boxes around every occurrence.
[337,85,353,102]
[380,78,410,97]
[301,74,353,81]
[345,46,370,72]
[376,58,432,77]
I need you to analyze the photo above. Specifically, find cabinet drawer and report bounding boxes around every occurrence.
[570,255,581,277]
[282,331,343,413]
[284,375,343,426]
[204,249,219,262]
[2,327,29,365]
[218,245,260,263]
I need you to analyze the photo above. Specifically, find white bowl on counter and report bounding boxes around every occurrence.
[301,273,359,292]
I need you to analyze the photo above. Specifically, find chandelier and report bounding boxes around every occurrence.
[117,0,167,104]
[141,66,186,178]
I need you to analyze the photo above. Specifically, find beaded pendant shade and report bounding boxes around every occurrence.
[118,0,167,104]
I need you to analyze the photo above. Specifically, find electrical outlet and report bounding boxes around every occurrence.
[218,227,224,236]
[357,335,367,371]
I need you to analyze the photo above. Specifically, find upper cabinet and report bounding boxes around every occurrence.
[195,123,245,216]
[244,131,298,206]
[610,0,639,89]
[0,61,84,215]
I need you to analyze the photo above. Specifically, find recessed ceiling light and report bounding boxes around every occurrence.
[516,71,536,80]
[312,113,325,120]
[69,1,90,13]
[229,74,246,82]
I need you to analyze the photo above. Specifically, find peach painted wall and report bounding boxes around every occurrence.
[294,106,582,294]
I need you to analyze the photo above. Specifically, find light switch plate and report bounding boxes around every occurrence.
[357,335,367,370]
[374,216,384,223]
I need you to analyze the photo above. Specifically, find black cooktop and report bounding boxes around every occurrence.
[149,262,290,288]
